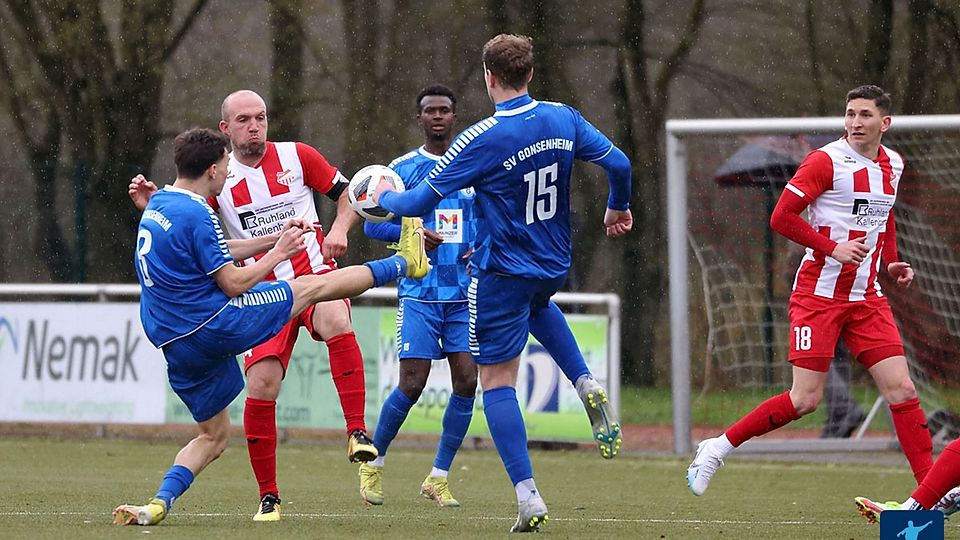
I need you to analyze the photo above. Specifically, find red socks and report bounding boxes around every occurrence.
[326,332,367,434]
[244,397,278,498]
[912,439,960,509]
[725,391,800,447]
[890,397,933,484]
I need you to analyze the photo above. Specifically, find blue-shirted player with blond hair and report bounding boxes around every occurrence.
[112,128,429,526]
[359,84,478,508]
[374,34,633,533]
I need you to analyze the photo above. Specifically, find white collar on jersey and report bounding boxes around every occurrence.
[417,146,443,160]
[163,185,207,202]
[493,100,539,117]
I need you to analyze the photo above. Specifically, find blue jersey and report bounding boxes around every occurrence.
[135,186,235,348]
[423,95,616,279]
[390,147,475,301]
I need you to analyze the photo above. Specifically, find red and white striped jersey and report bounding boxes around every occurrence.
[210,141,341,280]
[786,137,904,301]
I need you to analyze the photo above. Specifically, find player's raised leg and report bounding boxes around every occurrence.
[288,218,428,317]
[529,301,622,458]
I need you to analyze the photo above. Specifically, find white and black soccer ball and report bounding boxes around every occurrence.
[347,164,406,223]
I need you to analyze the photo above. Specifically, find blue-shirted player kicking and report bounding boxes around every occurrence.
[360,85,478,508]
[374,34,633,532]
[112,128,429,526]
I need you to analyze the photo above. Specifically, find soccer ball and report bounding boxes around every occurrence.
[347,164,405,223]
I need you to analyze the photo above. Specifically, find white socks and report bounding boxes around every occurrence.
[515,478,539,504]
[430,467,448,478]
[714,434,735,458]
[370,456,385,467]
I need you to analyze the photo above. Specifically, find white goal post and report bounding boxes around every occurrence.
[666,114,960,455]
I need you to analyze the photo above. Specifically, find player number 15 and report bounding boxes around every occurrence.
[523,162,558,225]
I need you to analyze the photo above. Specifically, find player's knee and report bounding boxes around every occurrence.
[791,392,821,416]
[210,432,229,460]
[398,379,425,402]
[452,373,478,397]
[887,378,919,404]
[246,371,282,400]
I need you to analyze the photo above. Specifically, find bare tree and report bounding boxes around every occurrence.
[270,0,306,141]
[0,1,209,282]
[614,0,708,384]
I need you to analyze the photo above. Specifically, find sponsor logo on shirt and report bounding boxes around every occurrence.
[238,201,298,237]
[851,197,892,228]
[436,209,463,244]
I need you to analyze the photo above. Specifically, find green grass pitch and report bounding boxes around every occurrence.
[1,437,956,539]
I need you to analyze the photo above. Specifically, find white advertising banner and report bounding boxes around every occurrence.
[0,302,167,424]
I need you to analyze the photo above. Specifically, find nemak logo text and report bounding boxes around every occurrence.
[20,319,140,382]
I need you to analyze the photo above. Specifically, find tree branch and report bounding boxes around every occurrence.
[653,0,707,108]
[161,0,211,63]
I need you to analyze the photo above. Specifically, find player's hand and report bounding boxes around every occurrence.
[272,226,307,260]
[603,208,633,237]
[831,238,869,264]
[322,227,348,260]
[888,261,914,288]
[371,174,398,204]
[128,174,158,211]
[423,228,444,251]
[282,218,315,234]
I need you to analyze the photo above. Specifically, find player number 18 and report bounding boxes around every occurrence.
[793,325,812,351]
[523,162,559,224]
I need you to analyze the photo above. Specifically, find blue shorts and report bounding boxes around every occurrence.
[396,298,469,360]
[468,270,566,364]
[162,281,294,422]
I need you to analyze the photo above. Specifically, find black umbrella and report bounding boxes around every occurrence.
[714,135,836,187]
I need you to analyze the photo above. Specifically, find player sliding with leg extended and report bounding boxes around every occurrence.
[359,85,478,508]
[372,35,633,532]
[686,86,932,499]
[113,128,429,526]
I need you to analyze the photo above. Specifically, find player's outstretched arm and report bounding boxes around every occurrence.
[213,226,307,297]
[129,174,158,211]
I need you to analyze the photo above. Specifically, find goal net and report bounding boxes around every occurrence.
[666,115,960,454]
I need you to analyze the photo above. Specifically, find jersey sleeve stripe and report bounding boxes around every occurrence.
[586,143,614,163]
[785,183,806,198]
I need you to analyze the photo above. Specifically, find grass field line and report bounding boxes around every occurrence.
[0,510,852,526]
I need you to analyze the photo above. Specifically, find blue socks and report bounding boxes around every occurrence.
[155,464,194,510]
[433,393,475,471]
[482,386,532,486]
[373,387,416,456]
[364,255,407,287]
[529,301,590,384]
